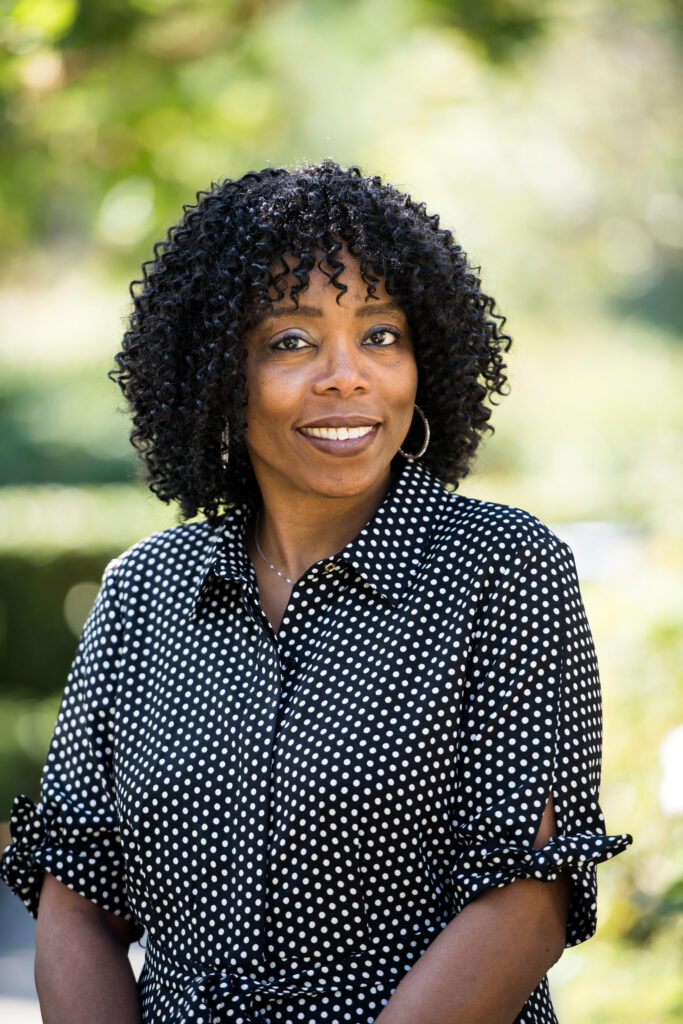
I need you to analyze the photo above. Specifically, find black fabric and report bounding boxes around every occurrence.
[0,459,632,1023]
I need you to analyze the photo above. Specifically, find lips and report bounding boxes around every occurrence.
[296,419,381,456]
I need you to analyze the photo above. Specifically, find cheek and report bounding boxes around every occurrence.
[398,354,419,403]
[244,367,300,437]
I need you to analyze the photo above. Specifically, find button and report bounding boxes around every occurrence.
[324,562,335,573]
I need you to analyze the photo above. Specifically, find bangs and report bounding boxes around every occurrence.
[247,234,393,326]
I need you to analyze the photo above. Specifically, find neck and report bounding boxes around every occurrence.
[252,467,396,582]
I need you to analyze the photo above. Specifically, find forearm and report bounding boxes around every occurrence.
[35,873,142,1024]
[374,875,570,1024]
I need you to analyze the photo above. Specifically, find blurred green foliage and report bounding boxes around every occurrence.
[0,372,133,484]
[0,0,557,265]
[0,550,118,699]
[1,0,682,1017]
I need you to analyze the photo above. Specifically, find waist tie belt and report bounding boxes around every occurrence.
[143,919,447,1023]
[143,937,379,1024]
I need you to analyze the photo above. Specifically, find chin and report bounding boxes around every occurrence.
[304,463,392,499]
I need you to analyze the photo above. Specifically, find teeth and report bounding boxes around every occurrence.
[301,425,376,440]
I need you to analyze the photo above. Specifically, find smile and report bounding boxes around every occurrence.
[296,422,381,456]
[299,425,376,440]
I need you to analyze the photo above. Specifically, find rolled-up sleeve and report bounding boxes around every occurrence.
[0,560,143,935]
[451,532,632,947]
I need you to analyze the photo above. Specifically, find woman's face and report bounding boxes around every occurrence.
[243,253,418,504]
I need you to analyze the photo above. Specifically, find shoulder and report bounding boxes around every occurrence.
[424,488,580,614]
[101,518,217,589]
[431,483,572,563]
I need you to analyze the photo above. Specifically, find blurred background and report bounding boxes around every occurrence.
[0,0,681,1020]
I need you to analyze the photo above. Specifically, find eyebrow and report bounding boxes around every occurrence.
[260,301,404,321]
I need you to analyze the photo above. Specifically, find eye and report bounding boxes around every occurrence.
[272,333,311,351]
[364,327,399,347]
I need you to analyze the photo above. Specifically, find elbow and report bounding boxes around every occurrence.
[531,920,565,984]
[548,929,567,969]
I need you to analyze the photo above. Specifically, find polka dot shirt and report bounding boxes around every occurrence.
[1,459,632,1023]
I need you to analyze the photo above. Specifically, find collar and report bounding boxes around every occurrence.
[188,499,256,614]
[190,460,451,613]
[336,459,450,607]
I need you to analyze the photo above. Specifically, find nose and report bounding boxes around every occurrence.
[312,336,370,397]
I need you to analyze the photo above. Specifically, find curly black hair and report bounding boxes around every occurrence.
[111,160,512,520]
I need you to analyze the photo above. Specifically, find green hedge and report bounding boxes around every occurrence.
[0,485,178,808]
[0,550,118,700]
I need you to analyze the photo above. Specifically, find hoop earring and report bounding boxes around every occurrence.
[221,423,230,467]
[398,404,430,461]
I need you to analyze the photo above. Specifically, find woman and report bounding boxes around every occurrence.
[1,161,632,1024]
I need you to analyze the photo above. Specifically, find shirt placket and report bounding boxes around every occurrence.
[202,567,284,963]
[254,560,372,962]
[225,560,333,961]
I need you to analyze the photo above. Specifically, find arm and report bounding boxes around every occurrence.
[35,871,142,1024]
[374,534,633,1023]
[374,798,570,1024]
[0,563,146,1019]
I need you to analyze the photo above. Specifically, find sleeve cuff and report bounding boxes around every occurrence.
[452,830,633,947]
[0,793,144,937]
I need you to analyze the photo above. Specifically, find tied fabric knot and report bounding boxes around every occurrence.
[0,793,146,931]
[176,970,252,1024]
[0,795,48,918]
[455,831,635,883]
[146,938,348,1024]
[450,829,634,949]
[8,794,46,849]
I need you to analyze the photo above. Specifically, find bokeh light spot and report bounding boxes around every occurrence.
[95,176,155,247]
[63,580,100,636]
